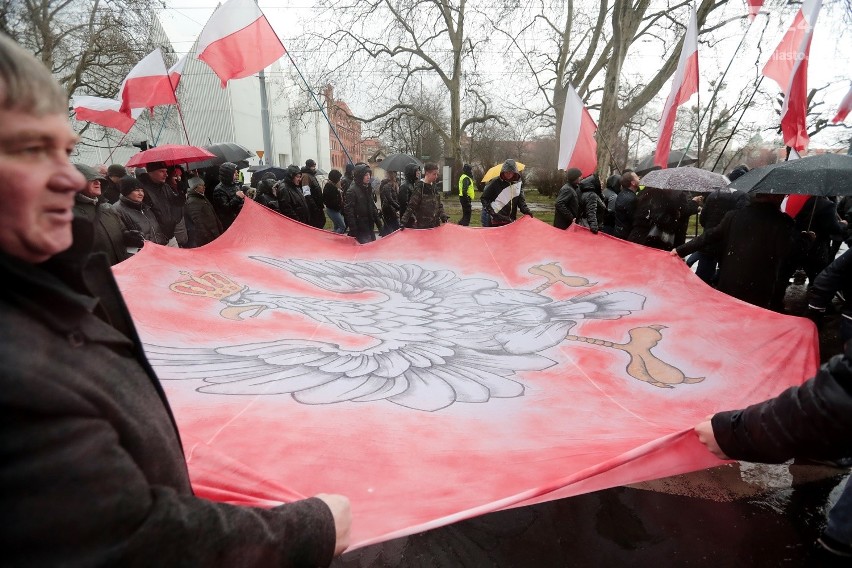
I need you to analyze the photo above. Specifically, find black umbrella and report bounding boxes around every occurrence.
[376,153,422,172]
[634,150,697,176]
[249,166,289,188]
[728,153,852,196]
[186,143,253,170]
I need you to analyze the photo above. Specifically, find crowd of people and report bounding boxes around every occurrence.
[2,29,852,563]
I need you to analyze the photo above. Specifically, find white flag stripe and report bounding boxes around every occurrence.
[197,0,264,53]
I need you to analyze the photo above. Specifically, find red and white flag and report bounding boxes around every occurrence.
[762,0,822,152]
[113,200,818,548]
[654,8,699,169]
[196,0,285,88]
[832,83,852,123]
[746,0,764,20]
[557,82,598,176]
[72,95,142,134]
[117,48,178,115]
[168,54,188,91]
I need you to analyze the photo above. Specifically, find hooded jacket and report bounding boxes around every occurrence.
[140,172,185,241]
[344,164,382,242]
[184,190,223,248]
[300,166,326,229]
[276,166,311,225]
[399,163,420,218]
[210,163,243,230]
[480,159,531,223]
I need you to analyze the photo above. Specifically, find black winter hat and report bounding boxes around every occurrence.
[306,159,316,168]
[463,163,472,176]
[107,164,127,178]
[119,175,144,196]
[344,163,355,176]
[328,169,342,183]
[727,165,750,182]
[219,162,237,177]
[146,161,167,172]
[281,164,302,184]
[565,168,583,183]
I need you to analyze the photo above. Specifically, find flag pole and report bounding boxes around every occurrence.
[711,76,764,172]
[165,73,192,145]
[282,49,354,166]
[677,15,758,168]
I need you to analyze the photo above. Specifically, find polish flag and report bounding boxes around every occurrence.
[746,0,763,20]
[169,54,188,91]
[72,96,143,134]
[196,0,286,88]
[557,82,598,176]
[832,83,852,123]
[654,8,699,169]
[762,0,822,152]
[117,48,178,115]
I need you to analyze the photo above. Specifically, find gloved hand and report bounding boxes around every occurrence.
[590,227,599,235]
[123,229,145,247]
[526,212,534,218]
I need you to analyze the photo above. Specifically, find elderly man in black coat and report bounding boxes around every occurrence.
[0,32,349,566]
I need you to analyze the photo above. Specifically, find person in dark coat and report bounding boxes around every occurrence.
[183,176,223,248]
[344,163,382,243]
[0,32,350,566]
[340,162,355,194]
[379,169,401,235]
[600,174,621,234]
[807,248,852,347]
[140,160,186,246]
[480,159,532,227]
[102,163,126,204]
[576,174,607,234]
[688,169,751,284]
[301,159,326,229]
[72,164,137,265]
[323,169,346,233]
[210,161,245,231]
[794,195,848,284]
[628,186,688,251]
[401,162,446,229]
[113,176,167,245]
[613,171,640,239]
[254,175,280,213]
[695,343,852,559]
[277,165,311,224]
[672,193,807,310]
[398,162,421,219]
[553,168,582,230]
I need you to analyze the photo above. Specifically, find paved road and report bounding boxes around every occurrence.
[333,464,850,567]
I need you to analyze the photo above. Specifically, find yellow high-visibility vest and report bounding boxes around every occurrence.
[458,174,475,199]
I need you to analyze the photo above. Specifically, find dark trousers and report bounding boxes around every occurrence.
[458,196,472,226]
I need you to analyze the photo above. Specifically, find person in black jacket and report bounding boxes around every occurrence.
[553,168,582,230]
[210,162,245,231]
[613,172,640,239]
[576,174,606,234]
[141,160,187,246]
[600,174,621,235]
[72,164,137,265]
[794,196,848,284]
[276,165,311,224]
[254,175,280,213]
[807,249,852,347]
[344,163,382,243]
[183,176,223,248]
[399,162,421,219]
[323,169,346,233]
[672,193,808,310]
[379,169,401,235]
[301,159,326,229]
[480,159,532,227]
[695,343,852,559]
[0,31,350,566]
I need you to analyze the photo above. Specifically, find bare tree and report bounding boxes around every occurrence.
[3,0,163,99]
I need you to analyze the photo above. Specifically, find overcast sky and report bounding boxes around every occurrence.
[157,0,850,150]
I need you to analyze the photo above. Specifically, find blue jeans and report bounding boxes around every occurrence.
[326,208,345,233]
[481,209,491,228]
[686,251,718,285]
[826,476,852,546]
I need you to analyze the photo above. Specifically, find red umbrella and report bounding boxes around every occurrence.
[126,144,216,167]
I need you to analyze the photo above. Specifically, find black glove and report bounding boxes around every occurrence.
[123,229,145,247]
[591,227,599,235]
[805,307,825,328]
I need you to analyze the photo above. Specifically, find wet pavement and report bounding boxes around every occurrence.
[333,464,851,567]
[332,285,851,567]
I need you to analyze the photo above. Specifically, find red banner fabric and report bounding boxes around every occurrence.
[113,201,819,549]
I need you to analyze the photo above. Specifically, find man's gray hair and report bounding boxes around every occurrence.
[0,33,68,115]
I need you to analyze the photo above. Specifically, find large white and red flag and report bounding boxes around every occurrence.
[168,54,188,91]
[117,48,178,115]
[832,83,852,124]
[71,95,143,134]
[114,201,818,548]
[746,0,764,20]
[196,0,285,88]
[762,0,822,152]
[557,82,598,176]
[654,8,699,169]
